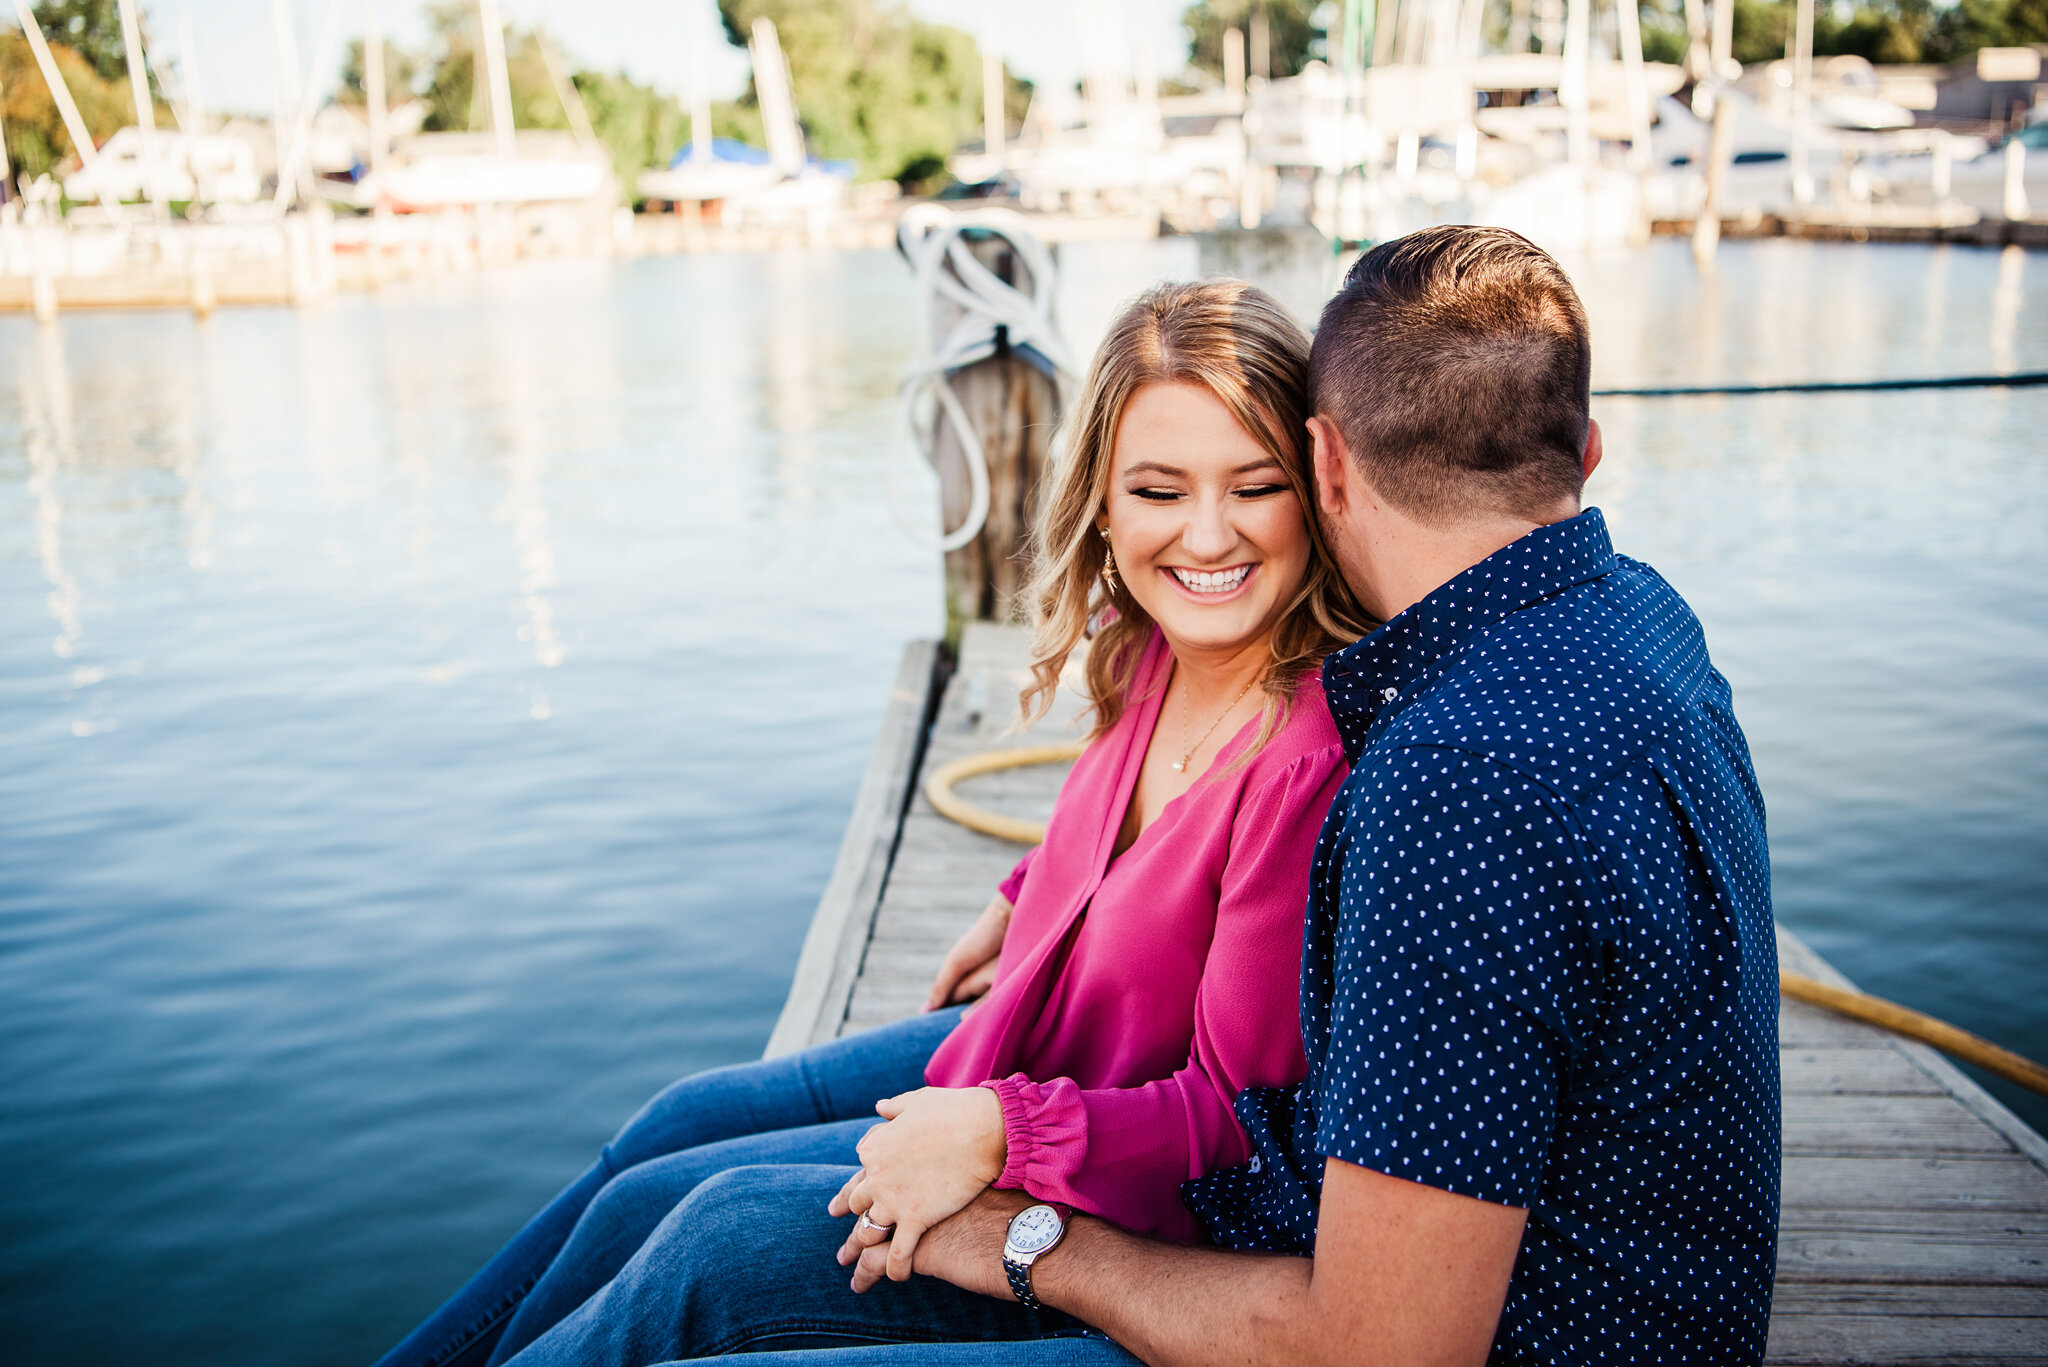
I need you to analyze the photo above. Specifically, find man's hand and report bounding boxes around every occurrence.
[827,1086,1008,1283]
[882,1159,1526,1367]
[845,1187,1030,1296]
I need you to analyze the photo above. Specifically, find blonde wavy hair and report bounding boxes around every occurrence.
[1020,279,1375,751]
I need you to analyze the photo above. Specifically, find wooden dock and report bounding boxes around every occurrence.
[771,625,2048,1364]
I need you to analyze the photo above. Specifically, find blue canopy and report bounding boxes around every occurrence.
[666,140,856,179]
[668,138,775,168]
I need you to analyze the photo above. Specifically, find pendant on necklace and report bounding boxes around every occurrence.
[1171,758,1187,772]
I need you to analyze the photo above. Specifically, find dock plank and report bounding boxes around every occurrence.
[1783,1094,2019,1156]
[1782,1048,1952,1096]
[1782,1156,2048,1214]
[781,623,2048,1362]
[1765,1313,2048,1365]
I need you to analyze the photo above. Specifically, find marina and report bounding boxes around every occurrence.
[1,230,2044,1366]
[3,0,2045,315]
[2,0,2047,1354]
[781,624,2048,1363]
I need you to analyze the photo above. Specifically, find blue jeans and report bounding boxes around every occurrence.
[377,1009,965,1367]
[498,1165,1138,1367]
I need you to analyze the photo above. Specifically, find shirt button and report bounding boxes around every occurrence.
[1382,687,1399,703]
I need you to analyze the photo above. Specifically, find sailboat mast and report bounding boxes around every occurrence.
[748,18,803,176]
[982,14,1004,167]
[476,0,517,159]
[691,0,713,162]
[366,0,390,181]
[114,0,165,215]
[10,0,116,209]
[177,12,208,135]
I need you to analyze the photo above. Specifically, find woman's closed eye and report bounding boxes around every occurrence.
[1126,483,1289,503]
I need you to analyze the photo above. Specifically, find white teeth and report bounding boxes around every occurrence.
[1171,566,1250,594]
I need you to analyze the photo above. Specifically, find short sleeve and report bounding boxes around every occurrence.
[1313,744,1589,1207]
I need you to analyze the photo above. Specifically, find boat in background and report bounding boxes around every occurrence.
[634,17,851,231]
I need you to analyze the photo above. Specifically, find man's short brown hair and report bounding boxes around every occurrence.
[1310,225,1592,526]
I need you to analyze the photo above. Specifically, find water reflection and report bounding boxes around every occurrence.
[1919,243,1950,369]
[170,327,216,573]
[761,251,862,524]
[491,309,567,697]
[1991,245,2025,377]
[21,326,82,665]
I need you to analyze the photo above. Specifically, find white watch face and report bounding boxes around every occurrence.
[1008,1204,1064,1255]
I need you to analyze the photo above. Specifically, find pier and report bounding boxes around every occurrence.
[773,625,2048,1365]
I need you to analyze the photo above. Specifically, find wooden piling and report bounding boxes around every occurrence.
[925,235,1060,630]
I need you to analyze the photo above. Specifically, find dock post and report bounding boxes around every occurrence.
[30,214,58,323]
[31,259,58,323]
[1691,0,1737,264]
[285,213,314,304]
[902,211,1067,633]
[311,200,337,297]
[2006,138,2030,225]
[190,248,216,316]
[931,242,1060,629]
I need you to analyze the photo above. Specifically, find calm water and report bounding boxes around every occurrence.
[1,239,2043,1365]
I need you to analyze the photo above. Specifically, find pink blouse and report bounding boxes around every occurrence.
[923,629,1347,1243]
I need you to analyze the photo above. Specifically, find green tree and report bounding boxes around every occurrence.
[339,38,422,106]
[1817,0,1944,63]
[1636,0,1690,65]
[2,29,133,187]
[716,0,1004,183]
[336,5,769,207]
[1576,0,2047,72]
[1935,0,2048,52]
[29,0,123,83]
[1183,0,1320,81]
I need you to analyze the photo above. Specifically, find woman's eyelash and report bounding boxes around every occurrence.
[1127,484,1287,502]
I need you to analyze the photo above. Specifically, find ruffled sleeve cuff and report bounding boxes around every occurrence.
[981,1072,1086,1197]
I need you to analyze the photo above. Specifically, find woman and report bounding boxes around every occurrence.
[377,279,1370,1367]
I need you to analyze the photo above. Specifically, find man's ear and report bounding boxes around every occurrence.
[1582,418,1603,484]
[1308,415,1352,520]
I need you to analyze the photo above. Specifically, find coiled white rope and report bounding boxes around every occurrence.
[891,205,1077,552]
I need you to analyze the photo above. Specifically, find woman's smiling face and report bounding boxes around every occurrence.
[1103,381,1311,660]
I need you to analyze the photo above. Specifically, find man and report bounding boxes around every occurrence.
[504,226,1780,1367]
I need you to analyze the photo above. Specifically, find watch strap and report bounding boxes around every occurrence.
[1004,1254,1044,1311]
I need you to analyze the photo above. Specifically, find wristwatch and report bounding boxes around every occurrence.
[1002,1203,1072,1311]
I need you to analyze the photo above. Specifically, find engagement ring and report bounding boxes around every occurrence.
[858,1212,895,1237]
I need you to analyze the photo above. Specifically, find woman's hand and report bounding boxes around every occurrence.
[828,1085,1008,1283]
[924,896,1012,1011]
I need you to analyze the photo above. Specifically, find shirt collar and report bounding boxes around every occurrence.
[1322,507,1618,758]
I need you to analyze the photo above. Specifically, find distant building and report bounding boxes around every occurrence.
[1927,46,2047,129]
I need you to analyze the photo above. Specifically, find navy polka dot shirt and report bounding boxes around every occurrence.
[1183,509,1781,1365]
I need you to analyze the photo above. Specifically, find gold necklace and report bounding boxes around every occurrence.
[1173,672,1260,773]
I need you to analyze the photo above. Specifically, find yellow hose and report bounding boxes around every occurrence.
[921,749,2048,1100]
[923,744,1082,846]
[1779,971,2048,1098]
